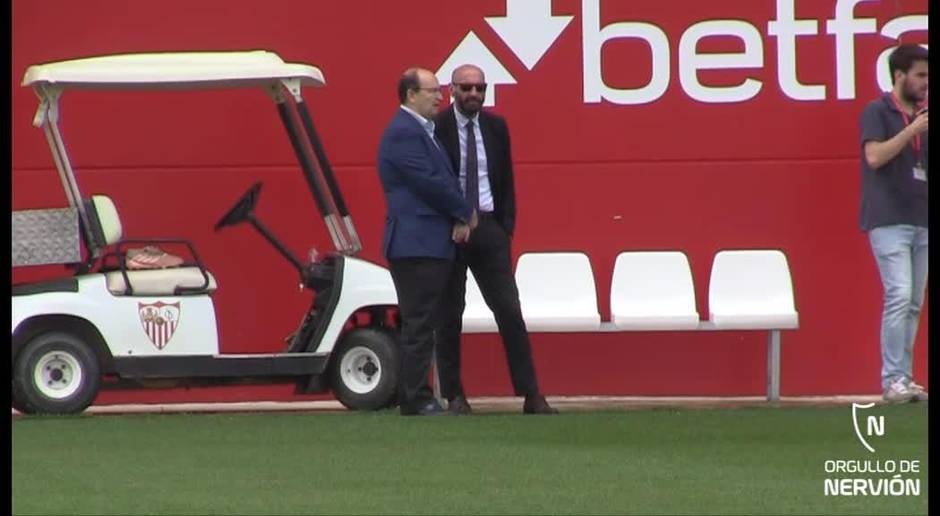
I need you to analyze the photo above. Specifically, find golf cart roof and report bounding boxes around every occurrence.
[22,50,324,90]
[20,49,360,259]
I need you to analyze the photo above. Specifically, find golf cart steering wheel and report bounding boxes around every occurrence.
[215,182,262,231]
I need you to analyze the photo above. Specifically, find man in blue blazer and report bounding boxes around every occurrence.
[377,67,477,416]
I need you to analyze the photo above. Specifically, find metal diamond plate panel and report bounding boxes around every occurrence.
[12,208,82,266]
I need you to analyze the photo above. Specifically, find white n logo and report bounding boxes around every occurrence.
[852,403,886,453]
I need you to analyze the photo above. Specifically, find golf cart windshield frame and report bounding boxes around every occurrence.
[21,51,361,259]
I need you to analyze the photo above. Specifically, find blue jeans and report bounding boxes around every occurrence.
[868,225,929,390]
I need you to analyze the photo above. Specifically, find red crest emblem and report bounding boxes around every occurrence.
[138,301,182,350]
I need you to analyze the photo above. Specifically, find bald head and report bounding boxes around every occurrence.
[451,64,484,84]
[449,64,487,116]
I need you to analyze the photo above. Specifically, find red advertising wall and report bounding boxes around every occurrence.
[11,0,929,403]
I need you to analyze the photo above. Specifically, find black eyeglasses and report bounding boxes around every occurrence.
[455,83,487,93]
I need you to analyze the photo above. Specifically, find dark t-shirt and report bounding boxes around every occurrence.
[858,92,929,231]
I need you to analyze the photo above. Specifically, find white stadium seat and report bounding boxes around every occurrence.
[515,252,601,332]
[706,249,800,402]
[610,251,699,330]
[708,250,799,330]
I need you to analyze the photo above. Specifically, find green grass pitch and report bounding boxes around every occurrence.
[12,404,927,515]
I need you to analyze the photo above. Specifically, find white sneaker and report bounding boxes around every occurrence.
[908,380,929,402]
[883,379,916,403]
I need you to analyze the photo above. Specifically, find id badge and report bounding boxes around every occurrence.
[913,164,927,182]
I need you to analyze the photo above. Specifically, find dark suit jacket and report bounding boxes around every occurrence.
[377,108,472,260]
[434,107,517,237]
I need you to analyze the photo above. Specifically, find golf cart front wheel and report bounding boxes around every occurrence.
[13,331,101,415]
[330,328,399,410]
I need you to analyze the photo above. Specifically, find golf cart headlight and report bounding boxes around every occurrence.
[302,256,334,292]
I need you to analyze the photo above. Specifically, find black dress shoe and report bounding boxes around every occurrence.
[401,400,452,416]
[523,394,559,415]
[448,396,473,415]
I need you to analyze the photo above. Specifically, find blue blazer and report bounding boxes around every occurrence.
[377,108,472,260]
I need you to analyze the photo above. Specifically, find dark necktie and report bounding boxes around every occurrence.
[465,120,479,211]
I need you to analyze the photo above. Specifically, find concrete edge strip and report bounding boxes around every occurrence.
[12,395,886,416]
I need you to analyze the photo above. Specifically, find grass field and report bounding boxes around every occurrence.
[12,404,928,515]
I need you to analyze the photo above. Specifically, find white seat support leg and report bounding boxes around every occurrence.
[767,330,780,402]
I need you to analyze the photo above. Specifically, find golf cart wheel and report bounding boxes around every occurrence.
[330,328,399,410]
[13,332,101,415]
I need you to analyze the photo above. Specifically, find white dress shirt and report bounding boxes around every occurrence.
[454,105,494,212]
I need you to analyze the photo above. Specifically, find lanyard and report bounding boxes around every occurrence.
[890,93,922,160]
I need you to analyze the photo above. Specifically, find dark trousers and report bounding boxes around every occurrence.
[388,257,453,414]
[436,215,540,399]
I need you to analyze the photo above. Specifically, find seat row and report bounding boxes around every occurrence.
[463,250,798,332]
[457,250,799,400]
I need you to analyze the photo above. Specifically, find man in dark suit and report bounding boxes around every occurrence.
[377,67,477,416]
[434,64,557,415]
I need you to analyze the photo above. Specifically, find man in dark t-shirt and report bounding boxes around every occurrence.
[859,44,929,403]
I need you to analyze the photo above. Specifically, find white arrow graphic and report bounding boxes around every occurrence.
[485,0,573,70]
[436,31,516,107]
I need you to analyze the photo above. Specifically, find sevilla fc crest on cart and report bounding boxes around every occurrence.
[138,301,181,350]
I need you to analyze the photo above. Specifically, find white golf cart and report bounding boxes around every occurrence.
[12,51,401,415]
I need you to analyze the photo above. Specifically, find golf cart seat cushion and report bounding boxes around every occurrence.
[105,267,218,295]
[90,195,122,245]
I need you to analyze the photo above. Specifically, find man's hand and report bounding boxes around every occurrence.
[453,210,478,244]
[909,110,929,135]
[865,109,929,170]
[452,222,471,244]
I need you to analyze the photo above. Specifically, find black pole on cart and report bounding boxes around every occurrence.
[275,102,333,218]
[295,101,349,217]
[275,101,351,253]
